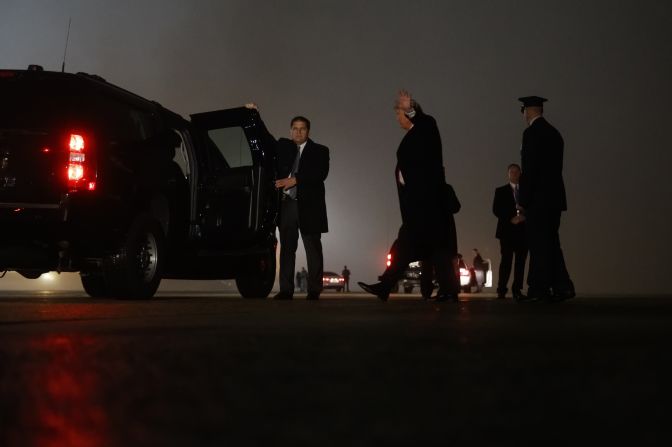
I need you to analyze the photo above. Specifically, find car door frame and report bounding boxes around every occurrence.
[190,107,278,249]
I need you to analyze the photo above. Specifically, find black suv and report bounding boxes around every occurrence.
[0,66,280,298]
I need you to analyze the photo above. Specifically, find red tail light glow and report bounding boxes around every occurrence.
[69,134,85,151]
[68,164,84,181]
[386,253,392,267]
[66,132,95,191]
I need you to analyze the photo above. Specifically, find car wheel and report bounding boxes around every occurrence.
[404,285,413,294]
[103,214,165,299]
[80,270,109,298]
[236,243,276,298]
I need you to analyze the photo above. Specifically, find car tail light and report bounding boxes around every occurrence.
[67,132,96,191]
[459,268,470,276]
[386,253,392,267]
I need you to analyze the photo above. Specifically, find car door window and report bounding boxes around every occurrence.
[171,130,190,179]
[206,127,252,168]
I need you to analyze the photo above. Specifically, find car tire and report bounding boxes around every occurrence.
[404,285,413,294]
[236,243,276,298]
[103,214,165,299]
[80,270,109,298]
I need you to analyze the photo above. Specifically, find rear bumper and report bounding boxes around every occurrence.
[0,198,122,271]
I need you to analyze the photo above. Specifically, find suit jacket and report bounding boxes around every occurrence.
[492,184,526,241]
[395,112,446,230]
[276,137,330,234]
[519,117,567,212]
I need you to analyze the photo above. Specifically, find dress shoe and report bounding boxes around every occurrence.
[512,290,526,301]
[306,292,320,300]
[434,293,458,302]
[358,281,390,301]
[524,288,553,302]
[549,289,576,302]
[273,291,293,300]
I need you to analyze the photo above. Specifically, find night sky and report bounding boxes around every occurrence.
[2,0,671,294]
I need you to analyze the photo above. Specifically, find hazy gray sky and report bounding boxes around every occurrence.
[2,0,671,294]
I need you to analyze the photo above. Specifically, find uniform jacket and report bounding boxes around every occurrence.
[493,184,526,240]
[519,117,567,212]
[276,137,330,234]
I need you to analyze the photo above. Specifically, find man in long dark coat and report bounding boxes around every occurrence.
[359,91,459,301]
[246,104,329,300]
[518,96,575,301]
[274,116,329,300]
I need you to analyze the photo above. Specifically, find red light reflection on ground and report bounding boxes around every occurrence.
[8,335,109,447]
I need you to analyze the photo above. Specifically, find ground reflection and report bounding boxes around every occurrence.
[11,335,109,447]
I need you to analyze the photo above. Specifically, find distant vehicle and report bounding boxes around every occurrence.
[0,66,280,299]
[459,260,493,293]
[322,271,345,291]
[383,251,492,294]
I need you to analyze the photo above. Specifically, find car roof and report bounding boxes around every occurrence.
[2,68,164,109]
[1,67,189,128]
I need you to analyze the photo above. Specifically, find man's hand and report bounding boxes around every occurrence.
[244,102,258,111]
[396,90,412,112]
[511,215,526,225]
[275,177,297,190]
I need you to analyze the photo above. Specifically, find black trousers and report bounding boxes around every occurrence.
[497,236,528,294]
[380,224,459,296]
[525,210,573,293]
[279,199,323,295]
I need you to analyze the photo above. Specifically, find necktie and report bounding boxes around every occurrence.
[287,146,300,199]
[513,184,520,205]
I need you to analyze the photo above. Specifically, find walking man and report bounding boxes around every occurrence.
[517,96,575,301]
[359,91,459,301]
[492,163,528,300]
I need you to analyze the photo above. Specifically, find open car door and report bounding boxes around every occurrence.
[190,107,275,248]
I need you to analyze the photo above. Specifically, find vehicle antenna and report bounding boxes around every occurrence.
[61,17,72,73]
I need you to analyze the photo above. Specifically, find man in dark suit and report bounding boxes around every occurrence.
[492,163,528,300]
[246,104,329,300]
[274,116,329,300]
[359,91,459,302]
[518,96,575,302]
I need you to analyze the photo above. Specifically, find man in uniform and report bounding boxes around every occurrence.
[492,163,528,300]
[517,96,575,302]
[359,91,459,302]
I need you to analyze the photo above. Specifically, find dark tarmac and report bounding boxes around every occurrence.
[1,292,671,446]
